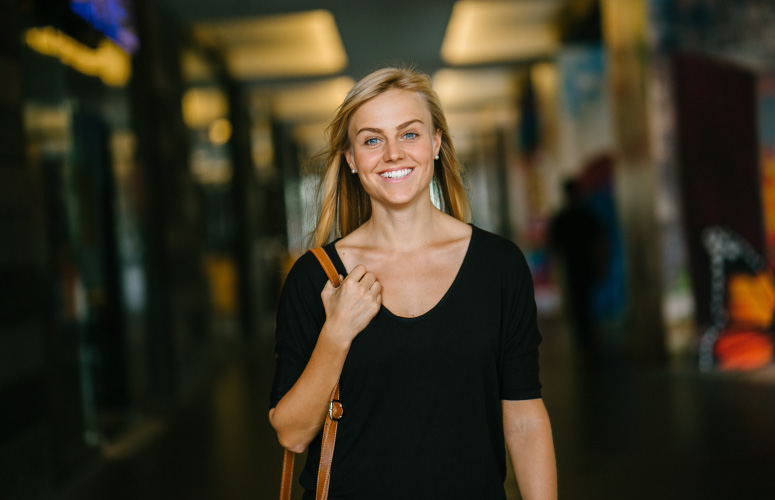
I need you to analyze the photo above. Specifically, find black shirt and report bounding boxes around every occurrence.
[270,225,542,499]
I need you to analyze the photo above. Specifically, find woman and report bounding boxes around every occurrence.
[269,67,557,500]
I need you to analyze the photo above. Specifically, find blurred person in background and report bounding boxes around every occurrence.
[548,177,606,362]
[268,67,556,500]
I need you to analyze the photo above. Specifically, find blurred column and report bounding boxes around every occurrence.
[602,0,666,361]
[229,90,288,341]
[180,50,241,345]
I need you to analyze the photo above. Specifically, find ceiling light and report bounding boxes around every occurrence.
[433,67,521,111]
[441,0,562,65]
[193,10,347,80]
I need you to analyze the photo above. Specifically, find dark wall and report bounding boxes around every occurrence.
[0,1,54,498]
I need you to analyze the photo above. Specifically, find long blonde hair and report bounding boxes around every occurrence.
[309,67,470,248]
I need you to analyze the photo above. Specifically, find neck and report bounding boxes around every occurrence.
[362,200,444,251]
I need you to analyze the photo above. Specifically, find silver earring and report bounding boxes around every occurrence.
[434,155,439,160]
[351,169,356,174]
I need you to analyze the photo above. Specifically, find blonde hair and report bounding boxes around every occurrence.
[309,67,470,248]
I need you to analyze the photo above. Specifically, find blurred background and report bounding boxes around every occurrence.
[2,0,775,499]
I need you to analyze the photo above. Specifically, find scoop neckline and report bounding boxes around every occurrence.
[327,224,477,322]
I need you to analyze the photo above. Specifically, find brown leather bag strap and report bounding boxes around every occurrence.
[316,382,342,500]
[279,449,295,500]
[309,247,342,287]
[279,247,343,500]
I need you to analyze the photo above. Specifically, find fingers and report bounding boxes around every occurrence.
[321,263,382,336]
[344,265,378,289]
[346,265,367,283]
[359,272,377,290]
[338,264,381,306]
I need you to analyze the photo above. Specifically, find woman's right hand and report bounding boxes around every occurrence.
[320,264,382,346]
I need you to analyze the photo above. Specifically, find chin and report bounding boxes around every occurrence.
[378,191,430,209]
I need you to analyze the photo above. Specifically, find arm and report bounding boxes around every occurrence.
[502,398,557,500]
[269,265,381,453]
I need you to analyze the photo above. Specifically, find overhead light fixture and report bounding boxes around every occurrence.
[433,67,521,111]
[193,10,348,80]
[441,0,562,65]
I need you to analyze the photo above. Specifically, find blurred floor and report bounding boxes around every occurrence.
[57,316,775,500]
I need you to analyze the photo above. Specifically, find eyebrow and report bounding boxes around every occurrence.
[355,119,423,137]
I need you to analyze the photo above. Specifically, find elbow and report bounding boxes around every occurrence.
[277,434,310,454]
[269,409,312,454]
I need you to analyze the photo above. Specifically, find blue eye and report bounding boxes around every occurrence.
[365,137,380,145]
[404,132,418,139]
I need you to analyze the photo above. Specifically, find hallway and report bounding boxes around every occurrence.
[57,318,775,500]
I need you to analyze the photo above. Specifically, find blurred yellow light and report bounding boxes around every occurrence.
[432,67,520,110]
[441,0,561,65]
[202,255,238,315]
[208,118,232,146]
[193,10,348,80]
[181,88,229,128]
[24,26,131,87]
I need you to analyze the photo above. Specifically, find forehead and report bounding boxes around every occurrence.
[349,89,432,131]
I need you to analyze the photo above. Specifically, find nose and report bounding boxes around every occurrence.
[383,140,404,162]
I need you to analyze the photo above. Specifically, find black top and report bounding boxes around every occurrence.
[270,225,542,500]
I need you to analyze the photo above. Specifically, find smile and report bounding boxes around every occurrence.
[380,168,413,179]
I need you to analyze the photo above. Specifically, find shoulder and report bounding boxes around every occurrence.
[282,250,330,296]
[468,226,533,290]
[471,226,527,267]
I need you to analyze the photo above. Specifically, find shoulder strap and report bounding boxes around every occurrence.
[279,449,295,500]
[316,382,341,500]
[309,247,342,287]
[279,248,343,500]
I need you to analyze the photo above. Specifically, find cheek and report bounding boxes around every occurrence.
[355,148,382,164]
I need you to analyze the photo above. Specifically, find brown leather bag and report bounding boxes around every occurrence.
[279,247,343,500]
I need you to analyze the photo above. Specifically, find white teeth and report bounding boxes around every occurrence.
[380,168,412,179]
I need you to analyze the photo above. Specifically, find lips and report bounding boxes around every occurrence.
[379,168,413,179]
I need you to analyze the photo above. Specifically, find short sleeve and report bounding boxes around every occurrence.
[499,245,543,400]
[269,251,328,408]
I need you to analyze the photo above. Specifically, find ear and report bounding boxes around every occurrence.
[433,129,442,158]
[344,149,354,169]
